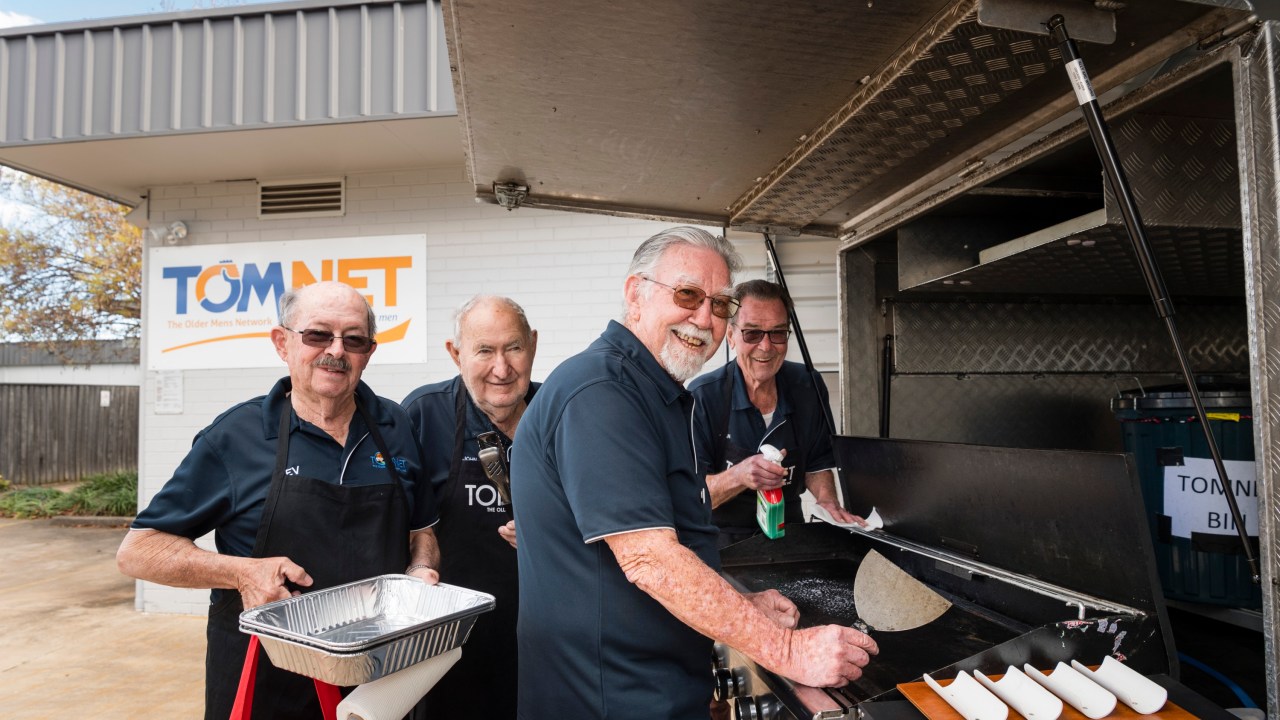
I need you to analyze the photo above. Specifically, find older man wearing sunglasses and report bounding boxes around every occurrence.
[118,281,440,720]
[690,279,864,547]
[511,227,877,720]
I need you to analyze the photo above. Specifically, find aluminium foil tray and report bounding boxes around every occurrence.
[239,574,495,686]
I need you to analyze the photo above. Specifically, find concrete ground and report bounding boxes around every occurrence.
[0,517,205,719]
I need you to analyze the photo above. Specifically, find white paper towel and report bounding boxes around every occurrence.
[809,502,882,530]
[337,648,462,720]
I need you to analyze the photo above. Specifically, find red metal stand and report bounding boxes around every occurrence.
[231,635,341,720]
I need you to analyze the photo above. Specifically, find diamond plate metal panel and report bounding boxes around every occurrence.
[892,85,1246,299]
[849,41,1245,251]
[1107,114,1241,229]
[888,374,1176,451]
[1233,22,1280,711]
[907,221,1245,296]
[893,302,1248,375]
[731,3,1062,229]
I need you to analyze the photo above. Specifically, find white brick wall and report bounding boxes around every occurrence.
[135,166,810,614]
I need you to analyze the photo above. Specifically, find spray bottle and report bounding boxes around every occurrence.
[756,444,786,539]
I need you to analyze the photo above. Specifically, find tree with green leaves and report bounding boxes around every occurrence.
[0,169,141,349]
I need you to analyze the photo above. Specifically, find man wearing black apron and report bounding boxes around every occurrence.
[402,295,538,720]
[119,282,441,720]
[689,280,863,548]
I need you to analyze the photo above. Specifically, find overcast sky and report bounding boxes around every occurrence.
[0,1,275,29]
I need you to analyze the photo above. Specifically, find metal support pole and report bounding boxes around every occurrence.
[1048,14,1258,583]
[763,232,837,437]
[880,335,893,438]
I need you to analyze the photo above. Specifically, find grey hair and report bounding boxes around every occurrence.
[453,295,533,342]
[730,279,795,325]
[627,226,743,281]
[278,284,377,336]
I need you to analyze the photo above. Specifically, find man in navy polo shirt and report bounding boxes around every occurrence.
[690,279,863,547]
[511,227,878,719]
[117,281,440,720]
[402,295,539,719]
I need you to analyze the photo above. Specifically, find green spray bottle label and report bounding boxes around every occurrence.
[756,444,786,539]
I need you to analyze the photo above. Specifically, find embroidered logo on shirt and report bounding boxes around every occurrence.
[371,452,408,472]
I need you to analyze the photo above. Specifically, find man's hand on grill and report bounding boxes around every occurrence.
[782,624,879,687]
[745,589,799,629]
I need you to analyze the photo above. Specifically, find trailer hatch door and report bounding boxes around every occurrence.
[442,0,1246,237]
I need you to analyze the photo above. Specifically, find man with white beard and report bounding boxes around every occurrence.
[510,227,878,719]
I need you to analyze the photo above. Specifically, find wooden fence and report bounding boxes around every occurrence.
[0,384,139,486]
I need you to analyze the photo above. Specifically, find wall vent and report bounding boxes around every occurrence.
[259,178,345,219]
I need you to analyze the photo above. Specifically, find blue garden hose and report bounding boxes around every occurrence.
[1178,652,1260,709]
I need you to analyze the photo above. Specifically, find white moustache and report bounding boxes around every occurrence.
[671,323,713,347]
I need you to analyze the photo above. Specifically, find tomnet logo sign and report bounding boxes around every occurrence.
[147,236,427,370]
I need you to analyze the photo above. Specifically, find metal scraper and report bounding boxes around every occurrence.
[853,549,952,632]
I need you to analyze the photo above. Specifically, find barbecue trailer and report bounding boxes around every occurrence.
[442,0,1279,717]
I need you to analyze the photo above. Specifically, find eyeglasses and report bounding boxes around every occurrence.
[281,326,377,354]
[740,328,791,345]
[640,277,740,319]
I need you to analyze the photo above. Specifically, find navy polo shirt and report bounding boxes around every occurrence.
[511,320,720,720]
[400,375,541,497]
[402,376,478,497]
[133,377,438,602]
[689,360,837,527]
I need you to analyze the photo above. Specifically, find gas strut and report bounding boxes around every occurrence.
[1048,15,1259,583]
[763,232,837,438]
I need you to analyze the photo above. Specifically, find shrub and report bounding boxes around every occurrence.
[59,471,138,517]
[0,487,67,518]
[0,471,137,518]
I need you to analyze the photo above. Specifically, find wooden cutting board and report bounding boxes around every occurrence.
[898,672,1195,720]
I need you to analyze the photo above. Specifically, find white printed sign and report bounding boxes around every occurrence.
[146,236,427,370]
[1163,456,1258,538]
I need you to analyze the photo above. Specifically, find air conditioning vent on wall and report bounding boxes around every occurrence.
[259,178,345,219]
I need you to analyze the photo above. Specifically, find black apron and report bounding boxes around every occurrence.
[418,387,519,719]
[711,364,805,545]
[205,397,411,720]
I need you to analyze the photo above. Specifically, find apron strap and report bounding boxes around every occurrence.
[712,363,736,470]
[251,406,299,558]
[355,395,406,487]
[448,381,469,483]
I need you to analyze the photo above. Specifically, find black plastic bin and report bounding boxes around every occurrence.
[1112,382,1261,609]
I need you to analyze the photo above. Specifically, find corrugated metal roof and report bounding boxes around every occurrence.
[0,0,451,147]
[0,0,461,205]
[0,340,140,367]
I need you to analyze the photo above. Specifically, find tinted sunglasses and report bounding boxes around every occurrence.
[740,328,791,344]
[282,326,377,354]
[641,277,740,319]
